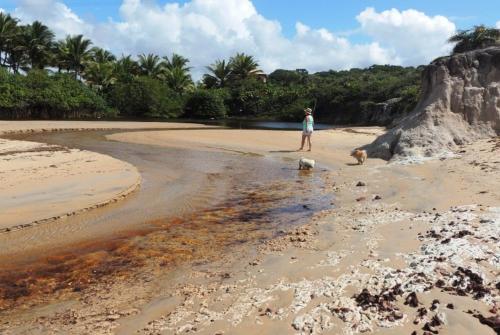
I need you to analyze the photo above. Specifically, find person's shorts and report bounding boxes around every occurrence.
[303,129,313,136]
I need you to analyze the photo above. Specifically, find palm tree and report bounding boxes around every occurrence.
[138,53,162,77]
[90,47,115,64]
[0,12,19,68]
[7,41,27,73]
[448,25,500,54]
[52,39,70,72]
[159,53,193,94]
[84,61,116,91]
[228,53,263,80]
[203,59,232,88]
[58,34,92,79]
[162,53,190,71]
[84,47,116,90]
[114,55,140,81]
[19,21,55,70]
[162,66,194,94]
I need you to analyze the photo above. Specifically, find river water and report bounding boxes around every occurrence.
[199,119,334,130]
[0,129,334,308]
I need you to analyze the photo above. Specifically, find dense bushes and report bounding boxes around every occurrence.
[108,76,182,118]
[184,89,226,119]
[0,69,111,119]
[216,65,422,124]
[307,65,422,124]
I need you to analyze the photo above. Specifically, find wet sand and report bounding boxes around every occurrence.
[0,121,216,232]
[0,123,499,335]
[0,120,215,134]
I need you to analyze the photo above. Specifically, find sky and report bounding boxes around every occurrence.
[1,0,500,79]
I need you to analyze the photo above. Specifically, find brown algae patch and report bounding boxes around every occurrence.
[0,173,334,311]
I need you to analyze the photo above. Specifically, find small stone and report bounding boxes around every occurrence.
[405,292,419,308]
[373,195,382,200]
[422,323,439,334]
[393,311,404,319]
[356,181,366,187]
[430,299,440,311]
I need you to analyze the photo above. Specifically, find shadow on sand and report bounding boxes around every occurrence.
[269,150,300,153]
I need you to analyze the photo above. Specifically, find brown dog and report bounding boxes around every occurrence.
[351,149,367,165]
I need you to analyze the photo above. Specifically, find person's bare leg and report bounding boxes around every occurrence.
[299,134,306,150]
[307,135,312,151]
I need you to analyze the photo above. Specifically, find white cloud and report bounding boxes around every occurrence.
[13,0,93,37]
[357,7,456,65]
[496,21,500,29]
[8,1,459,78]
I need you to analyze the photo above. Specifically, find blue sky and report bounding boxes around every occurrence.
[4,0,499,34]
[259,0,499,43]
[2,0,500,77]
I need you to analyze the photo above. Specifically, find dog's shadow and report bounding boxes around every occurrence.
[298,169,314,176]
[346,162,360,166]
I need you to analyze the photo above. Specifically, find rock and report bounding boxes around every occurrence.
[430,299,440,311]
[404,292,419,308]
[356,181,366,187]
[473,314,500,334]
[422,323,439,334]
[356,196,366,202]
[365,47,500,161]
[357,97,406,126]
[373,195,382,200]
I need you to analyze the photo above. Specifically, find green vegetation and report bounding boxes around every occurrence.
[448,25,500,54]
[184,89,227,119]
[108,76,182,118]
[0,68,110,119]
[3,13,494,124]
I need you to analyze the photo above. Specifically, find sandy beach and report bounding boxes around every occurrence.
[0,121,214,232]
[0,122,498,335]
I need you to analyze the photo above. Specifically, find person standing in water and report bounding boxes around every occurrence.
[299,107,314,151]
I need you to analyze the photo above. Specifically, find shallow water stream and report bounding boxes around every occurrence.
[0,129,333,309]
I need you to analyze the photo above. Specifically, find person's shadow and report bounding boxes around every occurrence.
[269,150,300,153]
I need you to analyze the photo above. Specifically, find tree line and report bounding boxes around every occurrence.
[1,13,498,123]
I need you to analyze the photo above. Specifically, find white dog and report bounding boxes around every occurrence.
[299,158,315,170]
